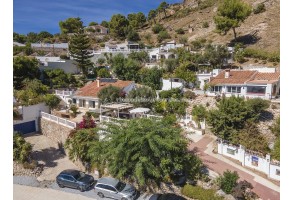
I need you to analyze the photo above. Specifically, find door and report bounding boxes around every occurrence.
[13,120,36,134]
[104,185,120,199]
[63,175,77,188]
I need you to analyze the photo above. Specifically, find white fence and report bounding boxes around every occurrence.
[92,49,152,54]
[41,111,76,129]
[217,140,280,181]
[55,90,75,96]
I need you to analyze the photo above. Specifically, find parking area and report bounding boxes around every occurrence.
[24,133,80,181]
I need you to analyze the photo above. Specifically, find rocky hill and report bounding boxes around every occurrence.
[139,0,280,52]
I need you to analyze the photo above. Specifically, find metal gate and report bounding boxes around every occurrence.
[13,120,36,134]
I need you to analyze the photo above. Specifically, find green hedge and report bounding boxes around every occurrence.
[181,184,224,200]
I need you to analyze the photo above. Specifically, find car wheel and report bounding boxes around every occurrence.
[97,192,104,198]
[78,186,85,192]
[57,183,64,188]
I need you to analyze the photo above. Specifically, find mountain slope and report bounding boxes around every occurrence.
[139,0,280,52]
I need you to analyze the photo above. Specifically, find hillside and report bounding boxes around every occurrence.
[139,0,280,52]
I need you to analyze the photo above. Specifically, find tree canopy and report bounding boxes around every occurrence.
[59,17,84,34]
[69,30,93,76]
[43,69,78,89]
[214,0,251,40]
[101,118,202,188]
[44,94,61,111]
[98,85,122,103]
[127,86,156,108]
[13,133,32,163]
[109,14,129,39]
[13,56,40,89]
[207,97,268,140]
[139,67,163,90]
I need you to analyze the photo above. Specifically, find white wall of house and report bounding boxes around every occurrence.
[43,60,79,74]
[246,67,276,73]
[269,164,280,181]
[13,103,50,131]
[217,141,280,181]
[161,78,183,91]
[244,153,270,174]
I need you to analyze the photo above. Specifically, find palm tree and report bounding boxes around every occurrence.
[101,117,202,189]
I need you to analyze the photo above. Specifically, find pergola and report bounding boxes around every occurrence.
[99,103,134,119]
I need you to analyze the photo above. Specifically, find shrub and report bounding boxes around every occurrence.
[184,91,196,99]
[175,28,185,34]
[152,24,165,34]
[157,30,171,43]
[23,160,38,169]
[159,88,182,99]
[70,104,78,116]
[202,22,209,28]
[206,102,210,107]
[217,170,239,194]
[78,114,96,129]
[199,0,217,10]
[242,48,280,63]
[60,54,70,60]
[13,133,32,163]
[232,180,258,199]
[181,184,224,200]
[253,3,266,14]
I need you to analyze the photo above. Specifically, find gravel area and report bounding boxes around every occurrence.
[13,176,40,187]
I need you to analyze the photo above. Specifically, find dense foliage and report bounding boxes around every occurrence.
[127,86,156,108]
[13,56,40,90]
[207,97,268,140]
[43,69,78,89]
[44,94,61,111]
[98,85,122,103]
[101,118,202,188]
[13,133,32,163]
[214,0,251,40]
[59,17,83,34]
[69,30,93,76]
[181,184,224,200]
[217,170,239,194]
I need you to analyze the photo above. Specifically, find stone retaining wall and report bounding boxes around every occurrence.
[40,118,73,144]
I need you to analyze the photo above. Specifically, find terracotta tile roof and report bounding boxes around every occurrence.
[210,70,257,85]
[210,70,280,85]
[246,72,280,84]
[74,80,133,98]
[253,72,280,81]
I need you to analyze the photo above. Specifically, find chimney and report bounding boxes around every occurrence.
[225,69,230,78]
[97,77,100,87]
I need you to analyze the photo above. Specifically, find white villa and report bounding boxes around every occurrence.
[207,69,280,99]
[148,40,183,61]
[197,69,222,90]
[71,78,136,110]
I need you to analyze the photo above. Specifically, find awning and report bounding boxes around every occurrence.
[129,107,150,114]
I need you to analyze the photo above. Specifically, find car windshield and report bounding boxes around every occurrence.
[115,181,126,192]
[73,172,85,181]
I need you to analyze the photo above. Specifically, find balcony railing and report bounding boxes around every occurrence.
[55,90,75,96]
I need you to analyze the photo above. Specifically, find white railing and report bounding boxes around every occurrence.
[92,49,153,54]
[41,111,76,129]
[55,90,74,96]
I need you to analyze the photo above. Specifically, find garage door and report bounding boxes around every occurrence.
[13,120,36,134]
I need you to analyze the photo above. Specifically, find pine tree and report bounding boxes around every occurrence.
[69,30,93,76]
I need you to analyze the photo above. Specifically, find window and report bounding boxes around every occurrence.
[247,86,266,94]
[104,185,117,192]
[213,86,222,92]
[276,169,280,176]
[227,148,235,155]
[64,175,75,182]
[227,86,241,93]
[72,99,76,104]
[90,101,95,108]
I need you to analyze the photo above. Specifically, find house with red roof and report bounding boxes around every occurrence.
[207,69,280,99]
[71,78,135,110]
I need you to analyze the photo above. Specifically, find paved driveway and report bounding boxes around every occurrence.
[189,136,280,200]
[24,133,80,181]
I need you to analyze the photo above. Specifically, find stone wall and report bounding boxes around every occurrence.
[40,118,73,144]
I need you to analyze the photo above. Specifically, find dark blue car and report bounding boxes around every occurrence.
[56,169,95,192]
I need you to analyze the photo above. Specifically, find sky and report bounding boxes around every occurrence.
[14,0,182,34]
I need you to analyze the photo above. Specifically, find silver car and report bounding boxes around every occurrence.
[94,177,137,200]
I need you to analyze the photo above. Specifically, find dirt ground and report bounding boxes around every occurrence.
[24,133,80,181]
